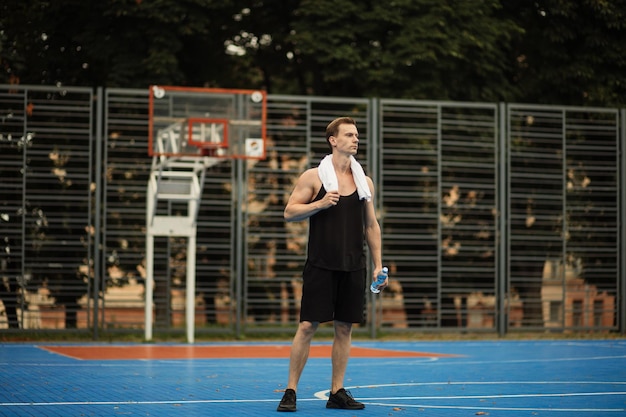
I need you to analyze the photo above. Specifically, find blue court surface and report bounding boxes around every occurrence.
[1,339,625,416]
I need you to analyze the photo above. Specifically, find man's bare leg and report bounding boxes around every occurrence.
[330,320,352,394]
[286,321,318,391]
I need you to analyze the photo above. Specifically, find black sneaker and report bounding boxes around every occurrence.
[326,388,365,410]
[277,388,296,412]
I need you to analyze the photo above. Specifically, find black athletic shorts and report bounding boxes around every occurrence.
[299,262,366,324]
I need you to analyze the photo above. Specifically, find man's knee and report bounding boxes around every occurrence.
[297,320,318,338]
[333,321,352,337]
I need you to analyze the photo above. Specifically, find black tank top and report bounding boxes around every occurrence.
[307,187,366,271]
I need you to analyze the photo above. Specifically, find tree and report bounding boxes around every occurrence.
[3,0,626,106]
[288,0,523,100]
[504,0,626,106]
[1,0,241,88]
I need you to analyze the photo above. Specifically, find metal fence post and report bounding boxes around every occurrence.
[93,87,104,340]
[617,109,626,334]
[497,102,508,336]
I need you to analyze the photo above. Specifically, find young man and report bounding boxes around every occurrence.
[277,117,386,412]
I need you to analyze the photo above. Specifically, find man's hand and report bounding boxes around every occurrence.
[320,190,340,208]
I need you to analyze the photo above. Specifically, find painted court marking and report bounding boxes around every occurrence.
[4,382,625,413]
[0,341,621,416]
[314,381,626,413]
[39,344,460,360]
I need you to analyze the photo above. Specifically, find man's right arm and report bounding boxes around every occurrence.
[284,169,339,222]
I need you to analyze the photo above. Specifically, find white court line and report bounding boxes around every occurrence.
[366,402,626,412]
[1,395,624,413]
[350,354,626,367]
[3,383,625,412]
[5,353,624,368]
[0,398,319,407]
[357,391,626,400]
[354,381,626,388]
[311,381,626,413]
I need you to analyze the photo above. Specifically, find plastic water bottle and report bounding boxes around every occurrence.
[370,267,388,294]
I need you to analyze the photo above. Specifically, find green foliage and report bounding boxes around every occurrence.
[504,0,626,106]
[1,0,625,104]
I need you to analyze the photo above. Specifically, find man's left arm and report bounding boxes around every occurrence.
[364,177,384,278]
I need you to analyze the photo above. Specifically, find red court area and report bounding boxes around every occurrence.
[40,344,459,361]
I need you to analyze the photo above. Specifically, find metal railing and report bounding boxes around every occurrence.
[0,84,623,338]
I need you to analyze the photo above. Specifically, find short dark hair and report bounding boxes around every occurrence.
[325,117,357,152]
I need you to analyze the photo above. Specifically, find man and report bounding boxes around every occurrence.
[277,117,386,412]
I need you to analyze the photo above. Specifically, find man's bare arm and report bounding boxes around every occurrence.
[284,169,340,222]
[363,177,385,282]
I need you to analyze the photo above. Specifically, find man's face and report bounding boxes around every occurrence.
[331,123,359,155]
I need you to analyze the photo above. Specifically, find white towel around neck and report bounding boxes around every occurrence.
[317,154,372,202]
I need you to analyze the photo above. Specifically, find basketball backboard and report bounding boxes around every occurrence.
[148,86,267,159]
